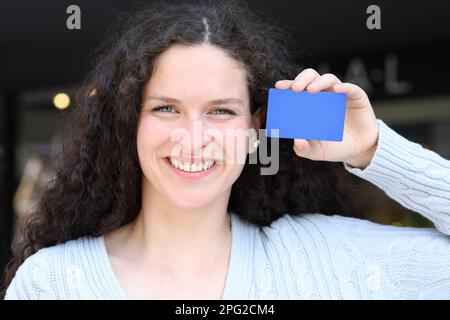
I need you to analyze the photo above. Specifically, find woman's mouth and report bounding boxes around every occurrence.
[164,157,220,179]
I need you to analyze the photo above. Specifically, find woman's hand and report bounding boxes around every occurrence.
[275,68,379,169]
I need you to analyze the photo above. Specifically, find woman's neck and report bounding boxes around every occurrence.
[109,204,232,277]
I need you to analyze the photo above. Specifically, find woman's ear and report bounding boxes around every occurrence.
[248,106,264,154]
[251,106,264,131]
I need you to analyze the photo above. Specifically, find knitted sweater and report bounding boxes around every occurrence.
[4,119,450,300]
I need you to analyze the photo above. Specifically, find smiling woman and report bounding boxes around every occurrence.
[2,0,450,300]
[2,0,361,300]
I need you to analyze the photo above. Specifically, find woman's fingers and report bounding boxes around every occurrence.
[275,75,368,104]
[291,68,320,91]
[307,73,342,93]
[275,69,343,94]
[274,79,294,89]
[293,139,309,156]
[333,82,367,101]
[275,69,368,105]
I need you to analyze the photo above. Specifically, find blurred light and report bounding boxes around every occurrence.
[53,93,70,109]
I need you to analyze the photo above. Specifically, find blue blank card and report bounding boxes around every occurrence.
[265,88,347,141]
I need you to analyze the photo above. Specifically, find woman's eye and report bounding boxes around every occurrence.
[153,105,176,113]
[151,106,235,116]
[211,108,235,115]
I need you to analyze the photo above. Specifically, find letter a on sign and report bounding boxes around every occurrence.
[66,5,81,30]
[366,5,381,30]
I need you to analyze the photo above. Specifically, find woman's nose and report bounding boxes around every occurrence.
[175,119,215,152]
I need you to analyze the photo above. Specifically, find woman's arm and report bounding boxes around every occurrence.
[275,69,450,235]
[276,69,450,298]
[343,118,450,235]
[323,212,450,299]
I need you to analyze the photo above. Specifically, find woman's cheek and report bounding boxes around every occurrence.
[136,118,169,172]
[220,128,252,165]
[137,117,171,149]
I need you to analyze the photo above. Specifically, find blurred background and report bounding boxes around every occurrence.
[1,0,449,276]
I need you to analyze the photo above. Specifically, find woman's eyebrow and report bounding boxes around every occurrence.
[143,95,243,105]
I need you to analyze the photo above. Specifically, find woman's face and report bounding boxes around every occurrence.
[138,44,260,209]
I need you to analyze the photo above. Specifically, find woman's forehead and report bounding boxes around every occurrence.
[150,45,246,82]
[144,45,249,102]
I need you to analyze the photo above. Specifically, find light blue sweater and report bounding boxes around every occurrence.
[5,119,450,299]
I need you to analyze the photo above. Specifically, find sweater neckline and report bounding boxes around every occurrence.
[96,211,254,299]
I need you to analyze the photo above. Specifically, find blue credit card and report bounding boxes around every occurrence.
[265,88,347,141]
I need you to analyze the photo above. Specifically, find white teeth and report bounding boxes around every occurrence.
[171,159,179,169]
[169,158,215,173]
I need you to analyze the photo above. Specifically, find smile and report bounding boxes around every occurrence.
[164,157,220,179]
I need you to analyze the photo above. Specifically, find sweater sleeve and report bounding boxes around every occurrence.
[4,249,56,300]
[343,118,450,235]
[325,213,450,299]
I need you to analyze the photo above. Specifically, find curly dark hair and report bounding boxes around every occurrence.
[1,0,364,298]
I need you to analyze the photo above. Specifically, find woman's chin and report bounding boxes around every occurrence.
[165,193,214,209]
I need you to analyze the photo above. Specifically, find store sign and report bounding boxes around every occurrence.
[318,54,412,98]
[315,47,450,100]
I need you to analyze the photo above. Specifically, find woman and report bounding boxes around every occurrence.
[2,0,450,299]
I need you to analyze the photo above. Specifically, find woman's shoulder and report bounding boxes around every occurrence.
[267,212,450,257]
[4,235,103,299]
[23,235,102,267]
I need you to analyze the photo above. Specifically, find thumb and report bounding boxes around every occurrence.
[293,139,310,156]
